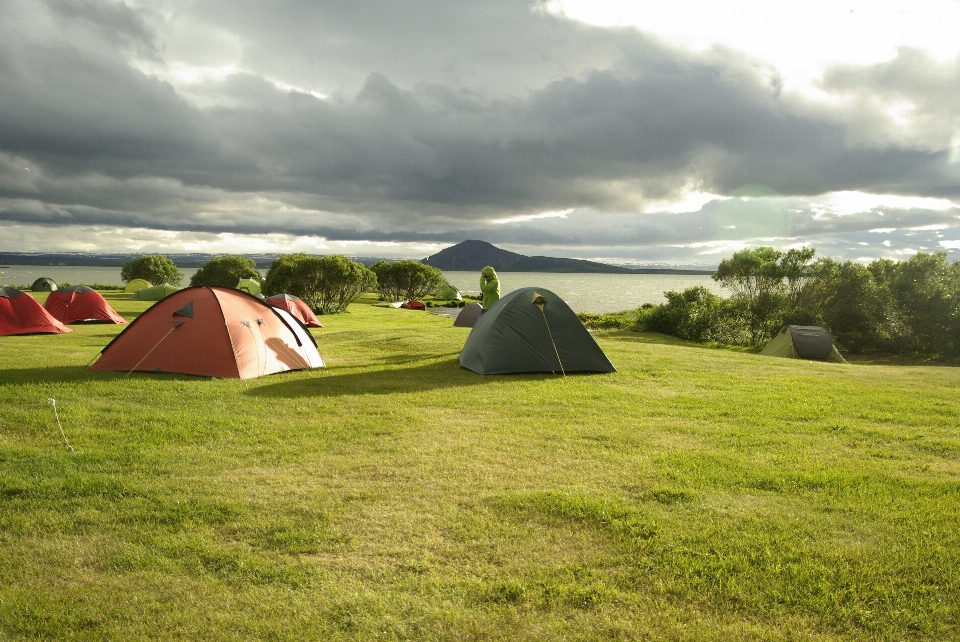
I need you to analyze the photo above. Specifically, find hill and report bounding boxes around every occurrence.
[422,240,713,274]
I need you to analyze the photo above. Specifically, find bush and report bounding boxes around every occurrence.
[577,308,646,330]
[872,253,960,355]
[370,260,446,301]
[121,255,182,286]
[263,254,376,314]
[638,288,749,344]
[189,256,260,287]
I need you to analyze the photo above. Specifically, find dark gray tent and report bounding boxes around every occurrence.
[453,302,483,328]
[31,277,57,292]
[458,287,616,375]
[760,325,845,362]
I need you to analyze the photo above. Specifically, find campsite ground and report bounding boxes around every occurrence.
[1,292,958,641]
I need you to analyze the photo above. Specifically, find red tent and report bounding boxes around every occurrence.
[0,287,72,336]
[90,286,323,378]
[401,300,426,311]
[44,286,127,325]
[264,293,323,328]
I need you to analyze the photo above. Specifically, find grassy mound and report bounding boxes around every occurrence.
[1,292,958,640]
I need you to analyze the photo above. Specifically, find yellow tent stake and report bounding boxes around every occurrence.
[125,326,176,377]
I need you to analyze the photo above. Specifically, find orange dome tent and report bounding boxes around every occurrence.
[265,293,323,328]
[44,286,127,325]
[90,286,323,378]
[0,287,72,336]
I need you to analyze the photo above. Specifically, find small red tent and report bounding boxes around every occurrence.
[44,286,127,325]
[90,286,323,378]
[265,294,323,328]
[0,287,72,336]
[401,301,426,311]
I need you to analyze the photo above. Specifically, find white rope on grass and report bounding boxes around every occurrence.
[48,398,74,452]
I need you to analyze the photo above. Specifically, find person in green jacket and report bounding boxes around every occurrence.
[480,266,500,309]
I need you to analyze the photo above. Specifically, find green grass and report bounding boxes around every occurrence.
[1,291,959,640]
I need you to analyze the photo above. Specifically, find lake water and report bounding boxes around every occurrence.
[0,265,724,313]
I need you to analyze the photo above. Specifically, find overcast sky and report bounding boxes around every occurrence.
[1,0,958,266]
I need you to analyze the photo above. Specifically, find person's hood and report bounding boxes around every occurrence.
[481,266,497,279]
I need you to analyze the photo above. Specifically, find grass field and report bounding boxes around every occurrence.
[1,291,958,640]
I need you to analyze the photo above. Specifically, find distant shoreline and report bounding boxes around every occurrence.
[498,268,715,275]
[0,254,716,275]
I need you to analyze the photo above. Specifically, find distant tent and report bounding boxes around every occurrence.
[453,302,483,328]
[44,286,126,325]
[31,277,57,292]
[265,294,323,328]
[401,301,426,311]
[459,287,616,375]
[0,287,72,336]
[130,284,183,301]
[124,278,152,293]
[760,325,845,362]
[91,286,323,378]
[435,284,462,301]
[237,278,262,296]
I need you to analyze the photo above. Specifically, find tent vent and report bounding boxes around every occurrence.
[172,321,185,328]
[256,318,264,325]
[240,320,251,327]
[173,301,194,318]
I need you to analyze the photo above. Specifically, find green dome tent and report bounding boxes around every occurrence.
[236,278,262,296]
[759,325,845,362]
[124,278,152,293]
[458,287,616,375]
[31,277,57,292]
[130,284,183,301]
[435,284,462,301]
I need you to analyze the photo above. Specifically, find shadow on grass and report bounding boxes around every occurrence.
[602,330,758,353]
[0,366,95,386]
[0,366,214,385]
[247,359,514,398]
[842,352,960,367]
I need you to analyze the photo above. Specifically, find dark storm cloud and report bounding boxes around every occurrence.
[0,0,957,251]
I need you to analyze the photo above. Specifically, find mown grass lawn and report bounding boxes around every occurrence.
[1,291,958,641]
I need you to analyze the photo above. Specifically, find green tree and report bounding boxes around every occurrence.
[370,260,445,301]
[263,254,376,314]
[120,255,183,286]
[779,246,817,307]
[370,260,399,300]
[872,252,960,355]
[713,247,788,345]
[791,258,888,352]
[189,255,260,287]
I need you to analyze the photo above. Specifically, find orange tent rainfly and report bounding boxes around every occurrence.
[44,286,127,325]
[0,286,72,336]
[90,286,324,378]
[265,293,323,328]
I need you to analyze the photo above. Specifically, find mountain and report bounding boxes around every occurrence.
[421,240,525,271]
[422,240,713,274]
